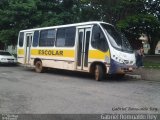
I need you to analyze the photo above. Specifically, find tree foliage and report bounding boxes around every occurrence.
[117,0,160,54]
[0,0,159,54]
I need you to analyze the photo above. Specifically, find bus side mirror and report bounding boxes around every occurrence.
[94,33,100,41]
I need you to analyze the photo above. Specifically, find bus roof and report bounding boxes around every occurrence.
[20,21,112,32]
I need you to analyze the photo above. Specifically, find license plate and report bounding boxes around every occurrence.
[129,67,133,71]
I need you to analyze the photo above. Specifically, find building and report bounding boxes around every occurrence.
[155,41,160,54]
[139,34,150,54]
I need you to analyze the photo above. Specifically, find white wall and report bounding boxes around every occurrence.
[155,41,160,54]
[6,45,17,54]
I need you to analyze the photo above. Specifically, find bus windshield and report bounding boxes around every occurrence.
[101,23,133,53]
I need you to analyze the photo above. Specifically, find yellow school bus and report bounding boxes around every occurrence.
[17,21,136,81]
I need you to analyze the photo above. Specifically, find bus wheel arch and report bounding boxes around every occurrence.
[90,62,106,81]
[34,58,41,65]
[34,58,44,73]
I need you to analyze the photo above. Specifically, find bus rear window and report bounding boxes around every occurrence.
[19,32,24,47]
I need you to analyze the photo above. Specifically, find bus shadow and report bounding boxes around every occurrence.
[44,68,130,82]
[46,68,93,80]
[21,67,133,82]
[105,75,129,82]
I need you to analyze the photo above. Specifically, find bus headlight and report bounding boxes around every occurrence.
[112,54,123,64]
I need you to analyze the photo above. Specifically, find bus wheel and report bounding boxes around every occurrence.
[35,61,43,73]
[95,65,104,81]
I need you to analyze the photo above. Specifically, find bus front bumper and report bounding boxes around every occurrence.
[109,59,136,74]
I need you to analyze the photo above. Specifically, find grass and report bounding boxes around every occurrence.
[143,61,160,69]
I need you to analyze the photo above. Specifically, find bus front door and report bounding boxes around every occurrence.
[25,33,32,64]
[77,28,91,71]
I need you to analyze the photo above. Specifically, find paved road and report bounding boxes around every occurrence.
[0,65,160,114]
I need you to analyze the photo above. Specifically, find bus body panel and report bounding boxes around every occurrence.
[30,48,75,70]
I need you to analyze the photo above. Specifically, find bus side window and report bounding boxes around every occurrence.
[33,31,39,47]
[39,29,56,47]
[56,27,76,47]
[65,27,76,47]
[56,29,65,47]
[19,32,24,47]
[91,25,109,52]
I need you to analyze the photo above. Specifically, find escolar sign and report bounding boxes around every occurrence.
[38,50,63,56]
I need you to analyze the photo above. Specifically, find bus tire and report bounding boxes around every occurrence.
[95,64,104,81]
[35,61,44,73]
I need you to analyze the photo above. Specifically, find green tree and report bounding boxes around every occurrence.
[0,0,37,46]
[74,0,121,23]
[0,0,159,54]
[145,0,160,20]
[117,0,160,54]
[0,0,76,46]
